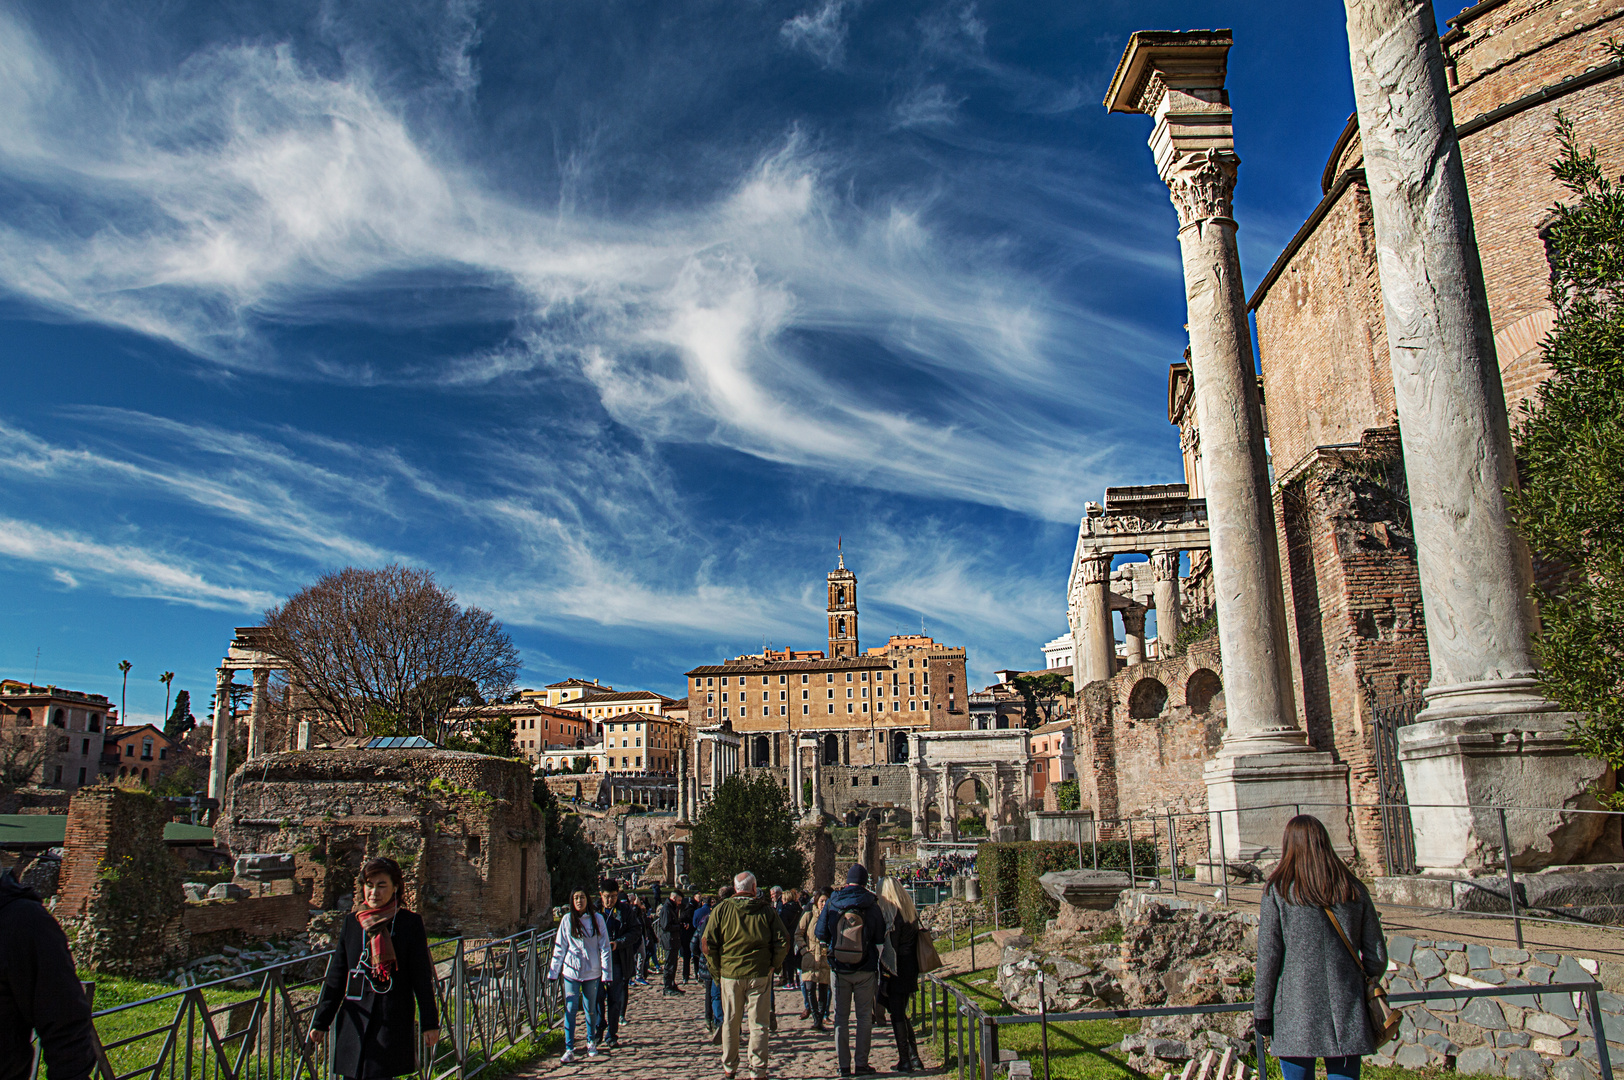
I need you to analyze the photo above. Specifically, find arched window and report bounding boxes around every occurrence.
[88,714,101,732]
[751,735,771,768]
[16,708,31,723]
[838,617,846,635]
[1128,678,1169,719]
[140,768,149,782]
[1186,670,1224,716]
[51,709,66,728]
[822,732,840,766]
[891,730,909,763]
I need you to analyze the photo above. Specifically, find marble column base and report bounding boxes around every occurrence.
[1204,749,1352,863]
[1398,710,1613,873]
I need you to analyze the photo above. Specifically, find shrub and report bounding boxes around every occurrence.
[977,843,1021,922]
[1051,780,1080,812]
[1016,842,1079,929]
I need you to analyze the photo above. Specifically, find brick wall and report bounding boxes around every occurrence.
[1276,428,1432,873]
[183,891,311,938]
[1071,643,1226,867]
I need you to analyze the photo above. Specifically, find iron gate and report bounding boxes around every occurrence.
[1372,695,1423,875]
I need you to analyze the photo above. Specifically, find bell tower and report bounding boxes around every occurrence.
[827,541,858,659]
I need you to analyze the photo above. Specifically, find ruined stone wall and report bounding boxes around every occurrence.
[1276,428,1431,872]
[739,763,912,821]
[544,773,604,806]
[580,809,686,854]
[57,786,187,974]
[219,749,547,936]
[1072,645,1225,866]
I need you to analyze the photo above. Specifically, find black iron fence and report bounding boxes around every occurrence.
[31,928,562,1080]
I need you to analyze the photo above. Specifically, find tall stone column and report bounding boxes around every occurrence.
[1151,549,1182,658]
[1107,31,1349,860]
[1121,607,1148,668]
[938,767,957,842]
[809,741,825,818]
[208,666,231,804]
[909,761,926,839]
[1071,552,1115,685]
[677,747,689,823]
[247,668,269,759]
[788,733,802,813]
[1342,0,1606,870]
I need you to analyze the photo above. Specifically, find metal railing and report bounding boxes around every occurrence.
[34,927,561,1080]
[911,967,1617,1080]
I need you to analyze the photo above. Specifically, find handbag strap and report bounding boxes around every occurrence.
[1322,907,1378,989]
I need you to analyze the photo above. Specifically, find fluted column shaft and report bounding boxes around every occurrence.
[1151,549,1182,658]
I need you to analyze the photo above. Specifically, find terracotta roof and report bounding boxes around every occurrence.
[544,678,608,689]
[573,689,676,706]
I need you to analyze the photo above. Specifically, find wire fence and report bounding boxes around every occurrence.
[32,927,562,1080]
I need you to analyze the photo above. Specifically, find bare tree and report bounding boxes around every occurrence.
[261,565,522,739]
[0,726,50,788]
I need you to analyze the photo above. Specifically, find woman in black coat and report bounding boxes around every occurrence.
[309,858,441,1078]
[877,878,924,1074]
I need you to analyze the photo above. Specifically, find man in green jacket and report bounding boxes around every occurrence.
[702,870,789,1080]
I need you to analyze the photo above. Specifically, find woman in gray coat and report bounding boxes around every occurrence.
[1254,815,1388,1080]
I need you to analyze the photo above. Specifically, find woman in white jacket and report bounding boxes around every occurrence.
[548,889,613,1062]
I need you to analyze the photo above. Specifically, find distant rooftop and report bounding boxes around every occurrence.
[365,735,438,749]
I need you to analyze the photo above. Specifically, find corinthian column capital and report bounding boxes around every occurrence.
[1077,552,1112,587]
[1151,548,1181,581]
[1165,148,1240,227]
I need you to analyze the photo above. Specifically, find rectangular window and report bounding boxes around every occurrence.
[909,659,915,667]
[707,677,714,686]
[802,705,809,716]
[721,677,729,686]
[827,689,834,698]
[780,706,787,716]
[779,675,787,684]
[846,688,852,698]
[722,707,729,718]
[910,701,917,711]
[802,690,808,700]
[721,693,728,702]
[801,674,808,684]
[847,703,854,713]
[708,708,715,717]
[827,704,834,714]
[846,672,852,682]
[861,672,868,681]
[862,704,868,713]
[762,676,769,685]
[636,757,642,767]
[81,739,89,756]
[763,692,769,701]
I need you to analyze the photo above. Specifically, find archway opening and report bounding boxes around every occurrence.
[1128,678,1169,719]
[822,732,840,766]
[751,734,771,768]
[1186,669,1223,715]
[891,730,908,762]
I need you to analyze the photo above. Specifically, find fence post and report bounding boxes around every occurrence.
[1166,811,1179,895]
[1587,988,1614,1080]
[969,907,976,973]
[983,1015,999,1080]
[1498,807,1525,948]
[454,939,468,1080]
[1038,971,1052,1080]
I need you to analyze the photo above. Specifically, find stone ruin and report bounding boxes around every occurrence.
[54,786,313,977]
[217,746,548,936]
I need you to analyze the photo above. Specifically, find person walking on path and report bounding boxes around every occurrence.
[548,889,613,1063]
[876,879,924,1074]
[777,888,803,990]
[1254,815,1389,1080]
[795,887,832,1032]
[677,891,697,983]
[695,885,733,1039]
[816,865,887,1078]
[1,868,96,1080]
[660,890,688,995]
[702,871,789,1080]
[308,858,440,1079]
[596,879,643,1048]
[635,894,656,985]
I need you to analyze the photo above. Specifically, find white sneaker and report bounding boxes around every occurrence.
[587,1043,602,1057]
[561,1048,576,1063]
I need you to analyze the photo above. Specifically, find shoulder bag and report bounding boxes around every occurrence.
[915,925,943,974]
[1323,906,1401,1048]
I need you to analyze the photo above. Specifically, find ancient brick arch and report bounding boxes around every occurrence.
[1128,677,1169,719]
[1186,669,1223,715]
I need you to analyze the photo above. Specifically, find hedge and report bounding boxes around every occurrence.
[977,839,1162,928]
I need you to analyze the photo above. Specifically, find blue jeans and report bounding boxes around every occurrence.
[707,976,723,1026]
[562,978,602,1048]
[1279,1057,1360,1080]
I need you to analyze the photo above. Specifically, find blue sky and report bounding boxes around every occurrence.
[0,0,1431,722]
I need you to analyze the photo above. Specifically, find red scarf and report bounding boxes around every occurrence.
[356,899,400,978]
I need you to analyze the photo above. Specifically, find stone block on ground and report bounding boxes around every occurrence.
[1039,870,1132,910]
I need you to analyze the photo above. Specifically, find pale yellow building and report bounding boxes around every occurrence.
[600,711,684,775]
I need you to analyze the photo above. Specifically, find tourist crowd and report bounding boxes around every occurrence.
[893,854,975,882]
[545,863,933,1078]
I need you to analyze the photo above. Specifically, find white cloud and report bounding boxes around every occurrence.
[892,84,966,129]
[0,516,275,610]
[781,1,855,68]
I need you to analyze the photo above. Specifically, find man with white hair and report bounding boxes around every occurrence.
[702,871,789,1080]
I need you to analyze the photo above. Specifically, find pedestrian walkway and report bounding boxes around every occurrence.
[514,978,933,1078]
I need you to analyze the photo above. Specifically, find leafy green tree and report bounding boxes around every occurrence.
[1510,109,1624,796]
[164,690,194,737]
[533,779,601,904]
[444,715,517,757]
[1012,672,1073,728]
[688,771,805,892]
[151,763,203,797]
[1050,779,1080,812]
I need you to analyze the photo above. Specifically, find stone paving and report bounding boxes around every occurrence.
[514,977,934,1079]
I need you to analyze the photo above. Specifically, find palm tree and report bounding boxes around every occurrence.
[118,660,132,722]
[160,671,175,724]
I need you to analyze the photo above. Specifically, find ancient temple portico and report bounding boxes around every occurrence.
[1106,32,1351,861]
[208,627,286,805]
